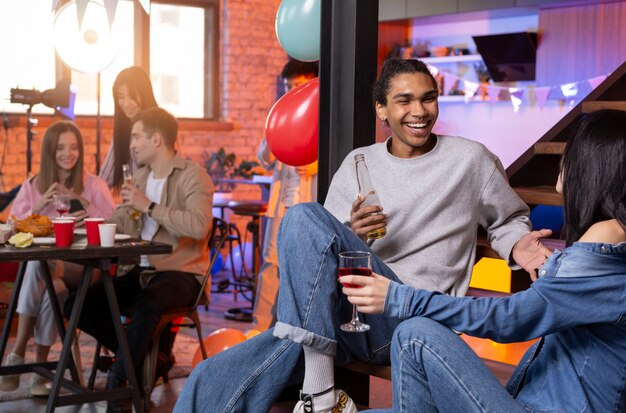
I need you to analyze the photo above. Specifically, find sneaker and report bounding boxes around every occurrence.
[0,353,24,391]
[293,389,357,413]
[30,375,51,397]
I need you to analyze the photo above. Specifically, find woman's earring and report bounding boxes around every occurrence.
[381,118,389,126]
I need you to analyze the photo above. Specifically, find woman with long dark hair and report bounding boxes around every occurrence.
[351,110,626,412]
[99,66,158,189]
[0,121,114,396]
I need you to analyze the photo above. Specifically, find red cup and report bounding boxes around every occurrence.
[84,218,105,245]
[53,219,75,248]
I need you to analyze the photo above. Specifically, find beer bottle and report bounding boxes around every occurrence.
[354,153,386,239]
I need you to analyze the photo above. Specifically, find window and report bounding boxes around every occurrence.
[0,0,219,119]
[0,1,57,115]
[151,3,208,118]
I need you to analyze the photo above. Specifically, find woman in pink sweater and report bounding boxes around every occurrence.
[0,121,114,396]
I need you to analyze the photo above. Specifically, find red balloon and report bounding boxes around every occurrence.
[191,328,247,368]
[265,77,319,167]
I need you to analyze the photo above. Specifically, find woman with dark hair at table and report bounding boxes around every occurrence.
[0,121,114,396]
[99,66,158,190]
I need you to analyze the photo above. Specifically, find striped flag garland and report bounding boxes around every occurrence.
[432,68,608,111]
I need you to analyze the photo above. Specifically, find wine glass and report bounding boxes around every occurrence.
[338,251,372,332]
[53,194,71,217]
[122,164,141,220]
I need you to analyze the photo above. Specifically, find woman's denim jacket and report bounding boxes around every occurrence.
[385,242,626,413]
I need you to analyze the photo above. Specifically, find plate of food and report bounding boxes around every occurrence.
[12,214,54,237]
[115,234,132,241]
[32,237,56,245]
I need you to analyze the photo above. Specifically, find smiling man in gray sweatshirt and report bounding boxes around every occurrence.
[176,59,550,413]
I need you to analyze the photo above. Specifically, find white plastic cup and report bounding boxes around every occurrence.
[98,223,117,247]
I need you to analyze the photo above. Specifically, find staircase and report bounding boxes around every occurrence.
[475,61,626,293]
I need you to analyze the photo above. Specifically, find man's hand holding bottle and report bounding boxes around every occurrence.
[351,153,387,242]
[350,195,387,242]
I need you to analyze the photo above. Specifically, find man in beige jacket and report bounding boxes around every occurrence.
[65,107,213,411]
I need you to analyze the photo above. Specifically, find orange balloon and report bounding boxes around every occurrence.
[191,328,247,368]
[244,328,262,339]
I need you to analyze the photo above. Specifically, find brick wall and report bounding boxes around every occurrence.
[2,0,286,232]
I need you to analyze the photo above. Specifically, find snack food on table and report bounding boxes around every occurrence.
[9,232,33,248]
[12,214,54,237]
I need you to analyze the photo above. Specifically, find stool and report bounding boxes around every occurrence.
[227,200,267,276]
[223,200,267,322]
[210,199,250,302]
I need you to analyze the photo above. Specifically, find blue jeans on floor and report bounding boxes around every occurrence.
[365,317,527,413]
[175,203,403,412]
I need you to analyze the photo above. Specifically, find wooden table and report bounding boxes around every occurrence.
[0,239,171,412]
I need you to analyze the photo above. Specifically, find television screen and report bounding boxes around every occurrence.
[472,32,538,82]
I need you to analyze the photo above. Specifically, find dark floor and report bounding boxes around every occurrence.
[0,275,392,412]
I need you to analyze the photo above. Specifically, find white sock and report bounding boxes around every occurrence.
[302,345,335,409]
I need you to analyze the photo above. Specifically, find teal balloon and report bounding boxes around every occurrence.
[275,0,321,62]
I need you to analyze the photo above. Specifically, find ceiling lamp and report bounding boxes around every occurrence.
[53,0,121,74]
[53,0,122,173]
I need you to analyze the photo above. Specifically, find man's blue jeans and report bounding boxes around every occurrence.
[365,317,527,413]
[175,203,403,412]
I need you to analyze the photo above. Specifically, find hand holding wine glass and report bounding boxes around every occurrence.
[338,251,372,332]
[339,270,391,315]
[30,185,56,215]
[53,194,71,217]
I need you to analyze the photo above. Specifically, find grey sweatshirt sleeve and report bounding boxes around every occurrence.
[323,155,357,225]
[478,158,531,268]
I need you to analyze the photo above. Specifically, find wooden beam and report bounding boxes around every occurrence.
[513,186,563,206]
[533,142,566,155]
[582,101,626,113]
[134,2,150,72]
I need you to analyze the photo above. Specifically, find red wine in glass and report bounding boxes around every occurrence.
[53,195,70,218]
[338,251,372,332]
[56,207,69,216]
[338,267,372,288]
